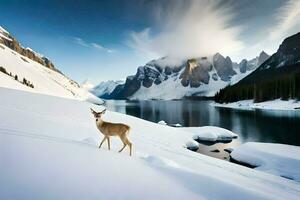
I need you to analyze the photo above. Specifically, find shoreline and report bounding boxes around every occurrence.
[211,99,300,111]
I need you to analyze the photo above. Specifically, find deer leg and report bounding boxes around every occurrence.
[99,136,107,148]
[125,138,132,156]
[118,142,126,153]
[107,137,111,150]
[120,135,132,156]
[118,134,127,153]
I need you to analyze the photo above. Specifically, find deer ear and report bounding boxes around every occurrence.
[90,108,96,114]
[101,108,106,114]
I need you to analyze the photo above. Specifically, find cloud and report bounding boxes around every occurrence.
[127,28,158,59]
[238,0,300,62]
[73,37,114,53]
[270,0,300,41]
[74,37,89,47]
[127,0,244,63]
[91,42,104,50]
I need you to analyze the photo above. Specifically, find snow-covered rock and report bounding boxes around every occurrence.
[1,87,299,199]
[231,142,300,181]
[157,120,167,125]
[180,126,238,142]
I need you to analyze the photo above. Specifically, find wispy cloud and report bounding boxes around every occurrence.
[126,0,244,64]
[74,37,89,47]
[241,0,300,62]
[73,37,114,53]
[270,0,300,41]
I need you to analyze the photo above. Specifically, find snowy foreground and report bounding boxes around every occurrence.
[212,99,300,111]
[1,88,300,199]
[231,143,300,182]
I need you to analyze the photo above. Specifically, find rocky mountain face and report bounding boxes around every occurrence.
[213,53,236,81]
[179,58,211,87]
[101,52,268,100]
[238,51,269,73]
[259,32,300,70]
[238,32,300,84]
[0,26,60,73]
[215,32,300,103]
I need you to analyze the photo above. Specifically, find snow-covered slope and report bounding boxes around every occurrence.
[231,142,300,181]
[1,87,299,199]
[0,26,102,104]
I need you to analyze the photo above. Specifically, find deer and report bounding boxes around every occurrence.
[90,108,132,156]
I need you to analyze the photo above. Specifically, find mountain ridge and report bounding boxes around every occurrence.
[94,52,269,100]
[215,32,300,103]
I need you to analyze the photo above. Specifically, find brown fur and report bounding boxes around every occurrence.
[91,108,132,156]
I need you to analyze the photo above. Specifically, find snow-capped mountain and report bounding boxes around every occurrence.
[107,52,269,100]
[91,80,124,99]
[215,32,300,103]
[237,51,270,73]
[231,32,300,85]
[0,26,102,104]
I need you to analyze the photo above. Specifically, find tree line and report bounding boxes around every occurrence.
[215,67,300,103]
[0,66,34,88]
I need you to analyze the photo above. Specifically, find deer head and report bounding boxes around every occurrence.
[90,108,106,118]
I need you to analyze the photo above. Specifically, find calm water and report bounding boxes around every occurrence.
[106,100,300,160]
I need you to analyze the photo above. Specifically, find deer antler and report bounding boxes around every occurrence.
[90,108,97,114]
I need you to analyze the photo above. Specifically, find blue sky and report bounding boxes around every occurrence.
[1,0,300,84]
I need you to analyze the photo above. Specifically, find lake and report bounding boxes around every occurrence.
[106,100,300,160]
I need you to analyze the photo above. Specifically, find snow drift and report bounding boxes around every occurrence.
[231,142,300,181]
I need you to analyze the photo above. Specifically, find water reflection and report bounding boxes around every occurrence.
[197,139,241,161]
[106,100,300,146]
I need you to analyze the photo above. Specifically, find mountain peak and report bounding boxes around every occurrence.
[259,50,269,57]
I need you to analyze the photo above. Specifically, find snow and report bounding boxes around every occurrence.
[91,80,124,97]
[230,69,253,85]
[0,44,102,104]
[158,120,167,125]
[231,142,300,181]
[180,126,238,142]
[1,87,300,199]
[0,26,12,41]
[0,26,9,34]
[212,99,300,111]
[0,32,12,41]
